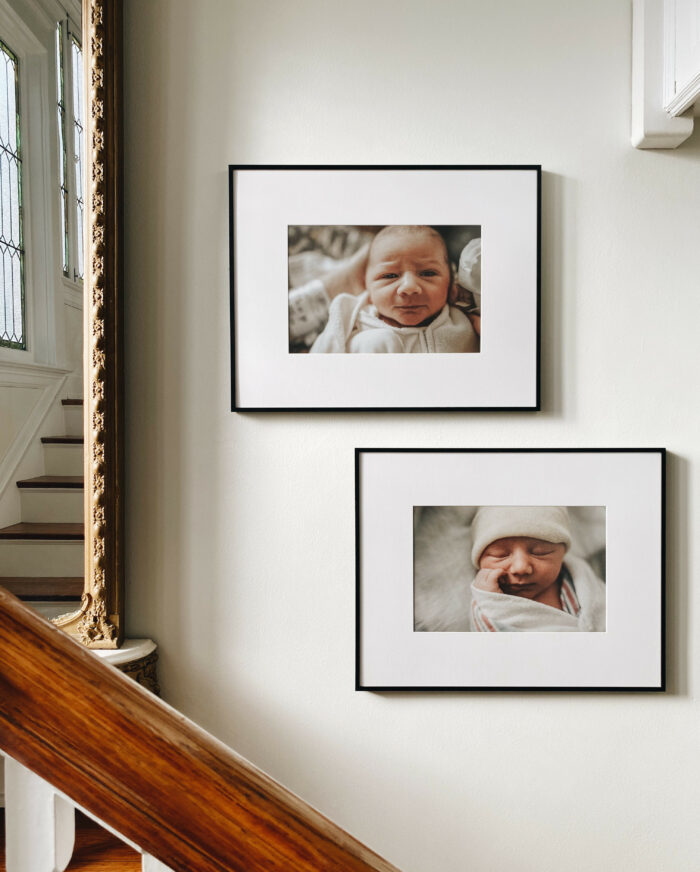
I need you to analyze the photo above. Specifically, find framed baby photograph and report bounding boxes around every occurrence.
[356,448,665,691]
[229,165,540,411]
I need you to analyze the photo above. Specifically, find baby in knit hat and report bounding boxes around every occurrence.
[469,506,606,632]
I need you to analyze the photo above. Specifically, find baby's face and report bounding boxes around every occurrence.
[366,230,450,327]
[478,536,566,600]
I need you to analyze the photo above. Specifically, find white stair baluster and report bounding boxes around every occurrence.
[142,854,175,872]
[4,758,75,872]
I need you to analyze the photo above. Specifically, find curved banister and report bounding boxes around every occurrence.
[0,588,400,872]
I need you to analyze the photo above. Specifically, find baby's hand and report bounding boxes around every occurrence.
[451,283,475,308]
[473,568,507,593]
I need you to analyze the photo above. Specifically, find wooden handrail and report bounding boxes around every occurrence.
[0,588,400,872]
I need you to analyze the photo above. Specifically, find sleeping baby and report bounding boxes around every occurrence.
[469,506,606,632]
[310,225,479,353]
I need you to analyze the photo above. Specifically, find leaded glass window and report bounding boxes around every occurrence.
[56,23,69,275]
[71,35,83,281]
[0,38,25,349]
[56,20,84,283]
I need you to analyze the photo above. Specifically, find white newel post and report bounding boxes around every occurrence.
[4,757,75,872]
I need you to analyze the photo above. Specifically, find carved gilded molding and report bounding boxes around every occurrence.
[54,0,123,648]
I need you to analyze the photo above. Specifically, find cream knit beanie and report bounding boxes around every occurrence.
[470,506,571,568]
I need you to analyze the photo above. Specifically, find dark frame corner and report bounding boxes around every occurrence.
[229,165,542,414]
[355,447,666,693]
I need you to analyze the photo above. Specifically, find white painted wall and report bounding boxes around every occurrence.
[123,2,700,870]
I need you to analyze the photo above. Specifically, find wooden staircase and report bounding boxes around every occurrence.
[0,399,84,605]
[0,588,400,872]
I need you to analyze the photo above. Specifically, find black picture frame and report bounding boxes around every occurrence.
[355,447,666,692]
[229,164,541,412]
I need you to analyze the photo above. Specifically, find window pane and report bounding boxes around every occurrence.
[56,23,69,275]
[0,38,25,349]
[71,35,83,281]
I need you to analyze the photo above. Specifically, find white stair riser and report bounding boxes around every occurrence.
[43,443,84,476]
[20,489,84,523]
[65,375,82,398]
[63,406,83,437]
[0,540,83,576]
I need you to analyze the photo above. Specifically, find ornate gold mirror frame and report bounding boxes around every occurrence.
[55,0,123,648]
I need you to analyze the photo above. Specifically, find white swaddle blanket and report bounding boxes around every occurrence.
[310,292,479,354]
[469,554,606,632]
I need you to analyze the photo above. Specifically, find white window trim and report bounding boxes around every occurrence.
[631,0,695,148]
[57,11,84,283]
